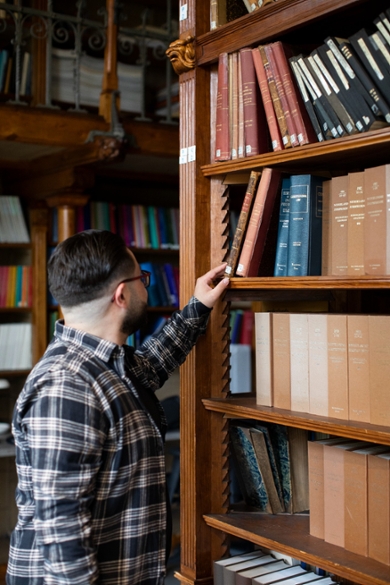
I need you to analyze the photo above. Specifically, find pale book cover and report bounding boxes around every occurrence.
[323,440,369,547]
[229,52,239,159]
[253,565,306,584]
[308,438,351,539]
[321,180,331,276]
[364,164,390,275]
[213,551,265,585]
[347,171,365,275]
[308,313,328,416]
[289,313,309,413]
[255,312,273,406]
[347,314,370,423]
[345,445,390,557]
[224,556,277,585]
[237,54,245,158]
[368,451,390,565]
[327,314,348,420]
[272,312,291,410]
[330,175,348,275]
[238,560,287,585]
[369,315,390,426]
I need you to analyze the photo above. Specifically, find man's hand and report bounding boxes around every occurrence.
[193,263,230,308]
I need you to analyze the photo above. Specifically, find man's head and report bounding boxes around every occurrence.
[48,230,136,308]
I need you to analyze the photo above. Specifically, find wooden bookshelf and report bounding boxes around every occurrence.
[176,0,390,584]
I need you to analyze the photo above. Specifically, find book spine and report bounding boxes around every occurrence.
[254,312,273,407]
[364,164,390,275]
[321,179,331,275]
[347,171,365,275]
[327,314,348,420]
[289,58,325,142]
[215,52,230,161]
[308,313,328,416]
[369,315,390,426]
[272,312,291,410]
[289,313,309,413]
[273,177,290,276]
[224,170,261,276]
[330,175,349,276]
[347,314,370,423]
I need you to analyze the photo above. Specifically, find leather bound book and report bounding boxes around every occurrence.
[364,163,390,275]
[252,47,283,152]
[321,179,331,275]
[264,44,299,147]
[224,170,261,277]
[229,52,239,159]
[250,428,284,514]
[270,42,317,146]
[215,52,230,161]
[347,171,365,275]
[330,174,348,276]
[239,47,269,157]
[273,177,290,276]
[259,45,291,148]
[237,53,245,157]
[236,167,282,277]
[349,29,390,103]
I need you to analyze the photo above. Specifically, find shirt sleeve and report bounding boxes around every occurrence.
[128,296,212,391]
[26,372,104,584]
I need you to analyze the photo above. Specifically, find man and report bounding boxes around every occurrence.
[7,229,229,585]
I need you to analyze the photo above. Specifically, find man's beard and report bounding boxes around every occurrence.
[120,301,148,336]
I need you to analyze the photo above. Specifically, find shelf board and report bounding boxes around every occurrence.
[0,370,29,378]
[202,397,390,445]
[196,0,365,64]
[203,513,390,585]
[0,243,31,249]
[224,275,390,292]
[201,127,390,177]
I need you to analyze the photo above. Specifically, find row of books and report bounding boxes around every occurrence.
[230,309,254,345]
[52,203,180,250]
[322,163,390,276]
[140,261,179,308]
[0,323,32,370]
[0,46,32,97]
[230,421,309,515]
[215,9,390,161]
[0,265,32,308]
[255,312,390,427]
[214,550,336,585]
[0,196,30,243]
[225,170,323,278]
[308,437,390,564]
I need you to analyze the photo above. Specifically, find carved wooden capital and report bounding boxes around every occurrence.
[94,135,125,161]
[166,35,195,75]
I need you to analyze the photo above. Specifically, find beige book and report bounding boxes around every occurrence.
[369,315,390,426]
[321,179,331,276]
[330,175,348,276]
[229,52,239,160]
[308,313,328,416]
[323,440,370,547]
[308,438,351,539]
[289,313,309,413]
[327,314,348,420]
[364,164,390,275]
[345,445,390,557]
[347,171,365,275]
[237,54,245,158]
[347,314,370,423]
[272,312,291,410]
[255,312,273,406]
[368,451,390,565]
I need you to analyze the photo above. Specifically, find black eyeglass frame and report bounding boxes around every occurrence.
[110,270,151,302]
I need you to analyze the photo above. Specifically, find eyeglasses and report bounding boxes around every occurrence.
[111,270,151,302]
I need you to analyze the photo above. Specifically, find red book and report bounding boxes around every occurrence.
[215,52,230,161]
[268,42,317,146]
[264,44,299,147]
[239,310,254,345]
[239,47,269,157]
[236,168,282,276]
[251,47,283,152]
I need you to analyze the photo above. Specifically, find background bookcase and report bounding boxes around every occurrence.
[176,0,390,584]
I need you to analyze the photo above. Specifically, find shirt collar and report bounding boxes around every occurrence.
[54,319,125,364]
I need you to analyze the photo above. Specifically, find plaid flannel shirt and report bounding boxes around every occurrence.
[7,297,210,585]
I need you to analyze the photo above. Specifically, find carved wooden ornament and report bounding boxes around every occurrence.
[166,36,195,75]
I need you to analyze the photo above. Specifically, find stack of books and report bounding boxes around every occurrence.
[0,196,30,243]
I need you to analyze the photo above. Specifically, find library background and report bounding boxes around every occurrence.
[2,0,390,584]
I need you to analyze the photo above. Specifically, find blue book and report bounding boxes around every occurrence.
[230,309,243,344]
[273,177,291,276]
[230,424,272,512]
[140,262,162,307]
[163,263,179,307]
[286,174,323,276]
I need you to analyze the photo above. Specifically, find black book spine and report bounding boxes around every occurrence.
[289,58,325,142]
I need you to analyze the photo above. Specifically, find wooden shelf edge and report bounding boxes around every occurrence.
[201,127,390,177]
[203,513,390,585]
[202,397,390,445]
[225,275,390,290]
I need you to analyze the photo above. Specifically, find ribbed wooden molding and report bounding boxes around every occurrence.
[166,36,195,75]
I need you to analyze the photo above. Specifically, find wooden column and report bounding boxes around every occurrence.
[30,206,49,364]
[99,0,120,123]
[46,193,90,242]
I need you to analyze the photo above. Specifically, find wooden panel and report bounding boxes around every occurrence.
[30,207,48,364]
[204,513,390,585]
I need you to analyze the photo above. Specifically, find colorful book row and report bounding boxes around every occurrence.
[0,265,32,308]
[0,196,30,244]
[140,262,179,308]
[214,10,390,161]
[255,312,390,427]
[51,203,179,250]
[230,309,254,345]
[0,322,32,370]
[309,438,390,564]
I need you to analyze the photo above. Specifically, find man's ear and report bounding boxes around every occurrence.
[111,283,128,307]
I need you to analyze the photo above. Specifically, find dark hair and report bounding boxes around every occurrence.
[48,230,136,307]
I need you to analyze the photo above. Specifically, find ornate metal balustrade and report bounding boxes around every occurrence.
[0,0,178,123]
